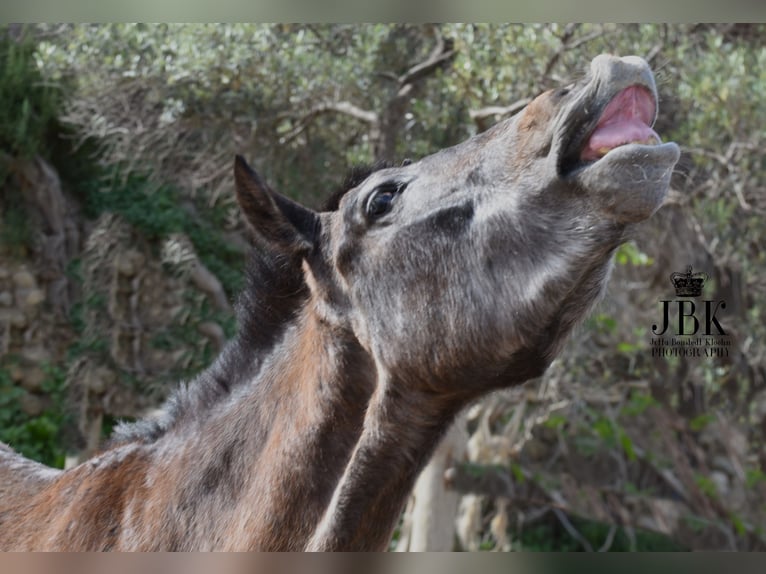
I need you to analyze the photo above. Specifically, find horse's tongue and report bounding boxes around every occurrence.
[581,85,660,161]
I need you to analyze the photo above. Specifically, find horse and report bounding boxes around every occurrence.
[0,54,679,551]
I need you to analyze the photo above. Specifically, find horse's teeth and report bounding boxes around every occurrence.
[597,136,662,158]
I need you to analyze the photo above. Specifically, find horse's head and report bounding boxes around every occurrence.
[235,54,679,397]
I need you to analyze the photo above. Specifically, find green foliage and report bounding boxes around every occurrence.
[0,187,33,257]
[573,434,600,457]
[619,431,637,462]
[689,413,715,432]
[587,412,637,462]
[461,462,508,479]
[616,341,640,354]
[0,363,69,468]
[0,28,62,159]
[745,468,766,489]
[76,171,244,296]
[586,313,617,335]
[683,514,709,534]
[694,474,719,499]
[516,515,685,551]
[615,242,654,267]
[672,29,766,150]
[621,392,658,417]
[510,462,526,484]
[730,513,747,538]
[0,29,67,258]
[543,413,568,430]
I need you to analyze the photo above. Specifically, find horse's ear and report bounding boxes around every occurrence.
[234,155,319,251]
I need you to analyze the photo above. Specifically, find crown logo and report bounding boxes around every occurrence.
[670,266,708,297]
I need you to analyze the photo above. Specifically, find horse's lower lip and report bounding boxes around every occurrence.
[571,141,680,223]
[564,140,672,178]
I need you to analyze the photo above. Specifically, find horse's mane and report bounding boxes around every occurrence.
[112,162,392,445]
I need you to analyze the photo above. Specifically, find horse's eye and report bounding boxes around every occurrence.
[366,183,404,221]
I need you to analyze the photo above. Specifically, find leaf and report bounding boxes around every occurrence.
[730,513,747,537]
[543,413,567,429]
[689,414,715,432]
[621,392,657,417]
[615,242,654,267]
[619,430,637,462]
[617,342,637,354]
[510,462,526,484]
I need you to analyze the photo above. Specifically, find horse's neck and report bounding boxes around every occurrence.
[308,381,460,551]
[142,305,376,550]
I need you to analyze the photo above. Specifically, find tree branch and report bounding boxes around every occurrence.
[470,99,531,121]
[469,98,531,132]
[279,101,378,145]
[542,25,607,81]
[553,507,595,552]
[542,23,578,79]
[397,32,456,89]
[313,101,378,124]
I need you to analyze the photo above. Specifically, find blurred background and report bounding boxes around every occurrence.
[0,23,764,551]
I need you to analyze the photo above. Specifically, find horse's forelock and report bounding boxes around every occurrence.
[322,161,396,212]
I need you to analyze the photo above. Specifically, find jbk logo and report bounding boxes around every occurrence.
[649,266,730,358]
[651,299,726,336]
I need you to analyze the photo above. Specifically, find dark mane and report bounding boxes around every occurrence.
[112,242,308,444]
[113,161,399,444]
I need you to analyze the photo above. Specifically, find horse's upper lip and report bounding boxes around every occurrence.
[558,81,661,176]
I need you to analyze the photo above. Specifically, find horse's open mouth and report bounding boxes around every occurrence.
[559,84,663,176]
